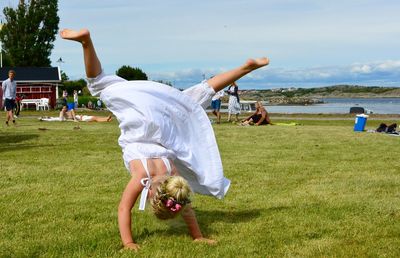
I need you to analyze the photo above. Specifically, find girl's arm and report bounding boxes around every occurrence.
[255,109,271,125]
[181,205,217,244]
[255,110,266,126]
[174,168,215,243]
[118,173,144,251]
[264,110,272,124]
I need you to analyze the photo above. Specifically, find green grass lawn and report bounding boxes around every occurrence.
[1,111,399,257]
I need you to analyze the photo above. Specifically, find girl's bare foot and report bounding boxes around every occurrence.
[245,57,269,71]
[60,28,90,44]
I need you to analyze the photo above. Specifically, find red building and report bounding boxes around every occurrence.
[0,67,61,109]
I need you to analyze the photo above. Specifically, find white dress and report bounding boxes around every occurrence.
[87,72,230,199]
[227,86,241,115]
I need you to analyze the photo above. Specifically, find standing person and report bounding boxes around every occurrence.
[14,94,23,118]
[2,70,17,126]
[96,98,102,110]
[0,85,3,110]
[60,28,269,251]
[62,89,68,99]
[73,90,79,109]
[87,100,93,109]
[211,90,224,124]
[227,81,241,122]
[62,89,68,108]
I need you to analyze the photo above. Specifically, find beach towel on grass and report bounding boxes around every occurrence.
[39,117,77,122]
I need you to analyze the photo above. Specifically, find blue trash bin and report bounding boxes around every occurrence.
[67,102,75,111]
[354,114,368,132]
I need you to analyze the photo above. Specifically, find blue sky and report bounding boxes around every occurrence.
[1,0,400,89]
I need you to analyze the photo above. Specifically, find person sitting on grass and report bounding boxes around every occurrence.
[241,101,271,126]
[60,27,269,252]
[59,105,78,121]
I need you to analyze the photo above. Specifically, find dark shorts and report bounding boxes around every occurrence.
[5,98,15,111]
[211,99,221,110]
[251,114,269,125]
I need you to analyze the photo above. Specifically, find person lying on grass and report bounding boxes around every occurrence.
[39,114,112,122]
[61,27,269,251]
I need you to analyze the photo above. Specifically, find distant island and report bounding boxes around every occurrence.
[236,85,400,105]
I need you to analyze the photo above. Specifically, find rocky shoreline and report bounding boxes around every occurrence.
[236,86,400,105]
[266,97,323,105]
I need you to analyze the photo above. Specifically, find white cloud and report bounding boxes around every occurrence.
[351,65,372,74]
[376,60,400,71]
[149,60,400,89]
[1,0,400,88]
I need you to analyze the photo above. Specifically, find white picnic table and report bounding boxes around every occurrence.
[21,99,41,110]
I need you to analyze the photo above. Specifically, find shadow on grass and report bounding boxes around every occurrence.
[196,208,262,224]
[264,205,292,212]
[136,209,263,241]
[0,134,40,153]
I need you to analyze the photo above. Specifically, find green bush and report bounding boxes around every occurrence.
[72,96,100,108]
[59,79,87,97]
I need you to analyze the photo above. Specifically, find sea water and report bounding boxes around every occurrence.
[264,98,400,114]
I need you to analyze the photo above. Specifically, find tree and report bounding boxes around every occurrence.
[116,65,148,80]
[60,70,69,82]
[155,80,173,87]
[0,0,59,66]
[60,78,86,96]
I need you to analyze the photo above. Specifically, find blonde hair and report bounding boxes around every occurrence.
[150,176,192,220]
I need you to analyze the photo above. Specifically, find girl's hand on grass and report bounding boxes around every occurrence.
[194,237,217,245]
[123,242,140,252]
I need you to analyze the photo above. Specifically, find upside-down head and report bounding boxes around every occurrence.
[150,176,192,220]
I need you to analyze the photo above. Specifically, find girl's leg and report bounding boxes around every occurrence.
[207,58,269,92]
[60,29,102,78]
[91,115,112,122]
[241,118,254,126]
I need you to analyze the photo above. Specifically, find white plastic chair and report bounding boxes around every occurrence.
[38,98,50,110]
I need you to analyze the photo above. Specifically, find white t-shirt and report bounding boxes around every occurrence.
[212,90,225,101]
